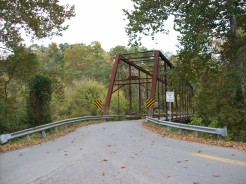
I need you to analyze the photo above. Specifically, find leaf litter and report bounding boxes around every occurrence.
[0,120,103,153]
[143,122,246,150]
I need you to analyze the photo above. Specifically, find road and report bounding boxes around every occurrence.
[0,120,245,184]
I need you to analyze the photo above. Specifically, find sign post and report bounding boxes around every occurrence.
[166,91,174,121]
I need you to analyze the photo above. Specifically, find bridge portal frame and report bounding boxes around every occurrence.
[103,50,192,120]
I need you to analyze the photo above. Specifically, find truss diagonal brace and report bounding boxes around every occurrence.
[103,55,120,115]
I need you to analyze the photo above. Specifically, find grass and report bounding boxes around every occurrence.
[0,120,103,153]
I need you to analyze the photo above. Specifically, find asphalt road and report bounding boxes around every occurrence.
[0,120,245,184]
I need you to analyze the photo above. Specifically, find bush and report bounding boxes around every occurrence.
[189,114,203,126]
[51,79,107,119]
[27,74,52,125]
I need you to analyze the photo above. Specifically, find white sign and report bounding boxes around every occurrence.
[166,91,175,102]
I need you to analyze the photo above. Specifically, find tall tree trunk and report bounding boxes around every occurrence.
[228,1,245,106]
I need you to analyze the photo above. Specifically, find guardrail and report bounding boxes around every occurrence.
[0,115,121,144]
[146,116,227,137]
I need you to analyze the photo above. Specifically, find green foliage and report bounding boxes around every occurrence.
[1,0,151,134]
[109,45,128,61]
[29,74,52,101]
[33,42,65,100]
[0,47,38,99]
[0,0,75,48]
[123,0,169,46]
[27,74,52,125]
[51,79,106,119]
[64,44,96,82]
[124,0,246,141]
[64,42,113,85]
[0,99,6,133]
[0,99,29,134]
[73,80,106,116]
[109,91,129,115]
[189,115,203,126]
[0,47,39,133]
[209,119,218,128]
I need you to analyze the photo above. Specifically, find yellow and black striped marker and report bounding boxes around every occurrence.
[146,98,155,108]
[94,100,102,109]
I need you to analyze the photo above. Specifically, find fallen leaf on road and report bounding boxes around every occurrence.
[165,175,171,179]
[103,159,108,162]
[100,172,105,176]
[193,180,199,184]
[120,166,126,169]
[212,174,220,177]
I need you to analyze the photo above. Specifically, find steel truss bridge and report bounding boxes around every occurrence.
[103,50,193,121]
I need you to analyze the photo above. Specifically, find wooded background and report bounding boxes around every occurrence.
[0,0,245,141]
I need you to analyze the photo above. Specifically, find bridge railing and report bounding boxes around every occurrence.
[0,115,121,144]
[146,116,227,137]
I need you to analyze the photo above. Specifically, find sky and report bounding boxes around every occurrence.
[29,0,180,54]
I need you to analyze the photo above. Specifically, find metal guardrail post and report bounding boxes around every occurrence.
[26,135,31,141]
[41,131,46,138]
[54,127,58,133]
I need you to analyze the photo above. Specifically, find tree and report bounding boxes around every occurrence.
[124,0,246,141]
[64,44,94,83]
[27,74,52,126]
[124,0,245,101]
[109,46,128,62]
[33,43,65,99]
[0,47,38,101]
[0,46,39,132]
[51,79,107,119]
[88,41,106,59]
[64,42,113,85]
[0,0,75,48]
[109,90,129,115]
